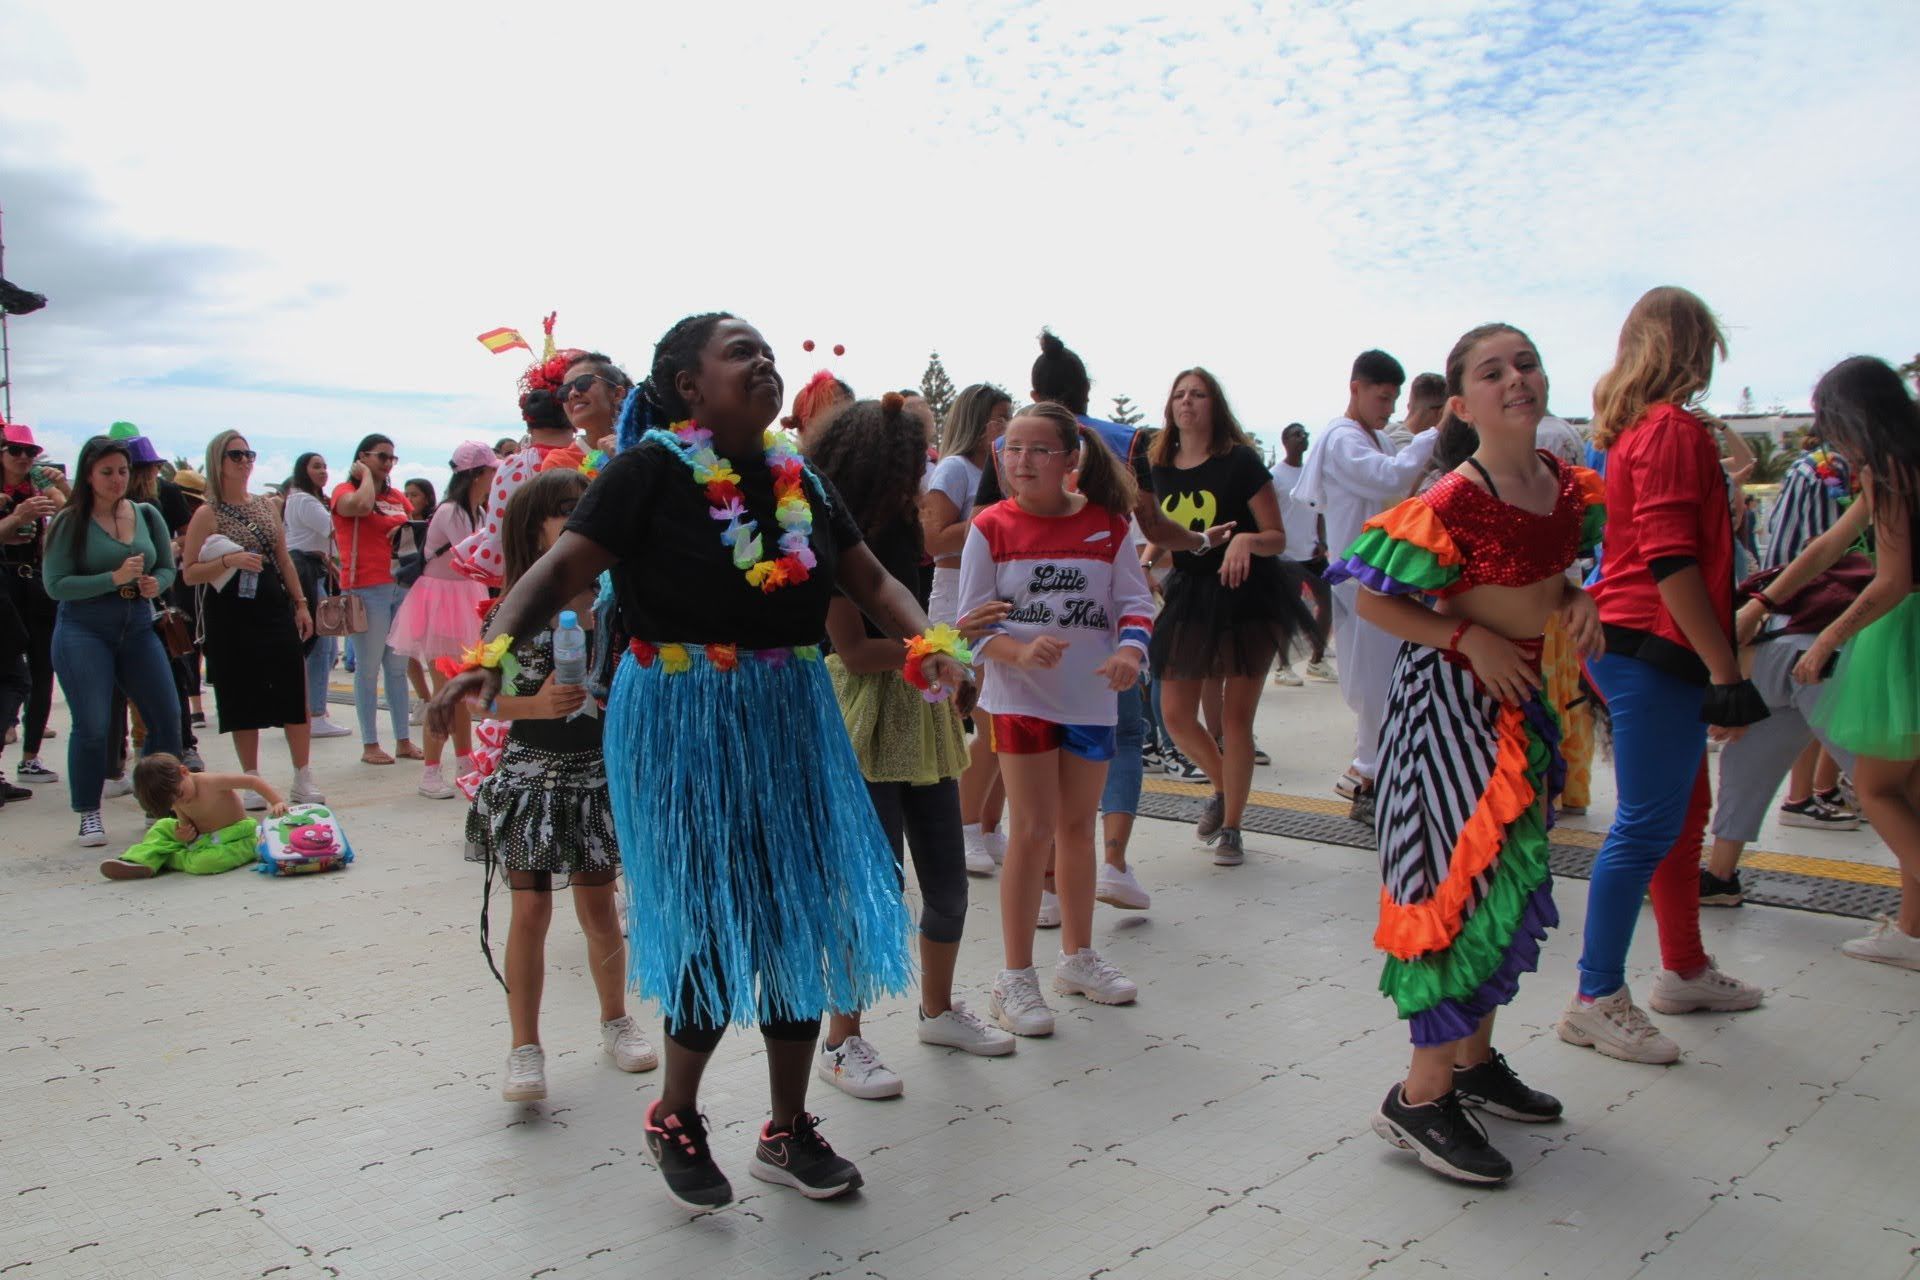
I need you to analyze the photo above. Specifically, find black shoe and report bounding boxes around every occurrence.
[0,781,31,803]
[190,712,206,727]
[749,1112,863,1199]
[1452,1050,1563,1122]
[644,1101,733,1210]
[1163,748,1207,782]
[1195,792,1225,841]
[1252,741,1271,766]
[1699,868,1745,908]
[1140,742,1165,772]
[1373,1084,1512,1184]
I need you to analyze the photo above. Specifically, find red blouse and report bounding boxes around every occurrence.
[1422,456,1595,593]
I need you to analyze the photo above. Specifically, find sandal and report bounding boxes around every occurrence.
[361,746,395,766]
[394,741,426,761]
[1334,769,1370,801]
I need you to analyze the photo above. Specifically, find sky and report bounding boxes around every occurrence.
[2,0,1917,491]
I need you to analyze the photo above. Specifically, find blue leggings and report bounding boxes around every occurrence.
[1577,653,1712,998]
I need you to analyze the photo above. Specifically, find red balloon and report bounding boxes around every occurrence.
[833,344,845,357]
[803,339,816,352]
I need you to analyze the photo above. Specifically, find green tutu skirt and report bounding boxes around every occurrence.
[827,657,969,786]
[1811,591,1920,760]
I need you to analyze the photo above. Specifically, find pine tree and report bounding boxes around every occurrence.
[1109,394,1145,426]
[920,352,957,423]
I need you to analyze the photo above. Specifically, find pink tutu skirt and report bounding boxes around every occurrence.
[390,575,491,663]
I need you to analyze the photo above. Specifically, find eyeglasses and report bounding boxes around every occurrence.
[558,374,621,400]
[224,449,257,463]
[1001,444,1069,460]
[4,445,41,459]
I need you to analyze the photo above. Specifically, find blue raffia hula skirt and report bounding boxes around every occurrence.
[604,638,914,1029]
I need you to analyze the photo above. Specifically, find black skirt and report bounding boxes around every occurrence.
[202,566,310,731]
[1149,555,1316,680]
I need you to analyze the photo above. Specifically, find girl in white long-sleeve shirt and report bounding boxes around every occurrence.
[956,403,1156,1038]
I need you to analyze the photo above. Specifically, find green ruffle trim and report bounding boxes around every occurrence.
[1378,714,1554,1018]
[1342,527,1461,593]
[1579,502,1606,556]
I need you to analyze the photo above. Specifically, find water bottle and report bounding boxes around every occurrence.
[552,610,588,687]
[237,570,258,600]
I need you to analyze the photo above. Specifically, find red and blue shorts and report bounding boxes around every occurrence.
[989,714,1117,762]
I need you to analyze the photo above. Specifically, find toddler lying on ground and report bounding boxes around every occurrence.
[97,753,287,881]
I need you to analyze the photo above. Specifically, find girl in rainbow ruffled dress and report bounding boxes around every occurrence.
[1325,323,1605,1186]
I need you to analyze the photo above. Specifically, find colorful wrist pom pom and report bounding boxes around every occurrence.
[434,634,520,688]
[903,624,974,702]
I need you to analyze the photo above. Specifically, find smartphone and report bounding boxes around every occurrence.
[1819,650,1840,680]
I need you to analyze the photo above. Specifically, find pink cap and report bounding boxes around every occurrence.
[449,441,498,472]
[1,422,41,453]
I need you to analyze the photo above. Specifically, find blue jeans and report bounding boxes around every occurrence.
[1099,682,1147,817]
[1578,653,1712,998]
[52,595,183,811]
[347,583,410,744]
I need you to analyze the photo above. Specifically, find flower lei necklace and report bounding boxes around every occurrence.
[656,420,816,594]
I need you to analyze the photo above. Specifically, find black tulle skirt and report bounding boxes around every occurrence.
[1149,557,1316,680]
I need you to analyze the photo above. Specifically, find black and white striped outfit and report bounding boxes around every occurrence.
[1376,644,1503,905]
[1764,452,1849,569]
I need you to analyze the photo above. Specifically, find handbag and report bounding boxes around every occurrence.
[1737,553,1876,637]
[315,519,370,638]
[153,603,195,658]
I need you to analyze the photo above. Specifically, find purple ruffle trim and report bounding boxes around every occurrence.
[1519,692,1568,829]
[1407,880,1559,1047]
[1322,555,1420,596]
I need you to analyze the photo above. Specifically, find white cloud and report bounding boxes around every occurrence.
[2,0,1916,488]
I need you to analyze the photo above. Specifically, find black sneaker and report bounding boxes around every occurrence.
[749,1112,863,1200]
[1452,1050,1563,1122]
[190,711,206,728]
[1372,1084,1512,1184]
[1164,748,1207,783]
[1779,796,1860,831]
[643,1100,733,1210]
[1699,868,1745,907]
[0,780,31,803]
[1195,792,1225,841]
[1140,741,1165,772]
[1815,787,1862,823]
[1252,740,1271,767]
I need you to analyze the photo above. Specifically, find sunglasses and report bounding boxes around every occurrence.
[557,374,621,400]
[367,451,399,463]
[225,449,257,462]
[4,445,41,459]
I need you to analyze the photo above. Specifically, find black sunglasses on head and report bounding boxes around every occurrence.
[225,449,257,462]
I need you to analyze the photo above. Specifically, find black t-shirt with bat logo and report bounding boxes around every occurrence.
[1150,444,1275,573]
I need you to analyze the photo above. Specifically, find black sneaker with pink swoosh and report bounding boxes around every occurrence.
[749,1112,863,1199]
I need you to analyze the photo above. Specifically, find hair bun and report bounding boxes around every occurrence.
[880,391,906,417]
[1038,329,1064,356]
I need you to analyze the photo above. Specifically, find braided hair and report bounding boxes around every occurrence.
[618,312,737,452]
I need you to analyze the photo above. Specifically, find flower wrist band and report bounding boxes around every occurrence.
[902,624,973,702]
[435,634,521,688]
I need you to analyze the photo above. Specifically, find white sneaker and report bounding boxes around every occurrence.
[990,967,1056,1037]
[917,999,1016,1056]
[503,1044,546,1100]
[1273,665,1303,687]
[416,765,456,800]
[1054,947,1139,1005]
[600,1015,659,1072]
[289,768,325,804]
[1036,888,1062,929]
[409,702,427,726]
[963,825,996,876]
[77,809,108,848]
[816,1034,903,1099]
[242,790,267,812]
[1648,962,1764,1014]
[1096,863,1151,910]
[1556,987,1679,1064]
[1305,658,1337,682]
[309,716,354,739]
[101,775,133,799]
[1840,916,1920,971]
[984,829,1008,865]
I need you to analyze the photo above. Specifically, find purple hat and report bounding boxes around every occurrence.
[122,435,165,467]
[1,423,41,455]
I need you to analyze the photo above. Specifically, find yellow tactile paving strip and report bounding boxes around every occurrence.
[1140,777,1902,889]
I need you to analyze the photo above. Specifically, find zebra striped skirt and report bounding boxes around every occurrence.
[1371,640,1565,1046]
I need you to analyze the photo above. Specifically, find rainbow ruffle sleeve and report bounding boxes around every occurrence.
[1571,465,1606,555]
[1324,496,1464,597]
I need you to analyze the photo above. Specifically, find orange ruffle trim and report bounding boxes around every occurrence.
[1374,701,1538,960]
[1366,497,1465,567]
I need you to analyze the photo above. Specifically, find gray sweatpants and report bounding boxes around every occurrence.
[1710,634,1856,843]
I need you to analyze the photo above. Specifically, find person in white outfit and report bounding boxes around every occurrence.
[1291,350,1439,803]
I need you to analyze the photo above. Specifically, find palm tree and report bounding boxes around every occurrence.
[1742,434,1792,485]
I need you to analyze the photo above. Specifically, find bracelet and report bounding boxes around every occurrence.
[433,634,520,686]
[1752,586,1778,611]
[902,624,974,702]
[1446,620,1474,653]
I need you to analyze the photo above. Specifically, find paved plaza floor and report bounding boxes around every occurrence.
[2,677,1915,1279]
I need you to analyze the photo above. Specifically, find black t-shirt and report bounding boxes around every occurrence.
[971,416,1157,509]
[1151,444,1273,573]
[156,480,194,536]
[831,516,922,639]
[567,437,864,649]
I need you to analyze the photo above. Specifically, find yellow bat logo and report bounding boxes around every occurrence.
[1162,489,1218,531]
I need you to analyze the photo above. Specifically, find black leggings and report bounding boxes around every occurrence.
[661,963,820,1053]
[4,575,53,757]
[865,776,969,945]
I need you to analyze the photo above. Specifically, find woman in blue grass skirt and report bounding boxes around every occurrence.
[430,313,970,1212]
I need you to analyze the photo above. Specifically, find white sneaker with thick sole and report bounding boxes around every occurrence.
[1648,963,1763,1014]
[242,790,267,812]
[1036,888,1061,928]
[1556,987,1679,1064]
[601,1015,659,1072]
[1273,665,1303,687]
[101,775,133,799]
[984,829,1008,865]
[309,716,354,739]
[1840,916,1920,970]
[1054,947,1139,1005]
[962,825,995,876]
[409,702,427,726]
[1096,863,1151,910]
[816,1034,903,1099]
[289,769,326,805]
[416,765,456,800]
[77,810,108,848]
[502,1044,547,1101]
[1306,658,1337,682]
[990,967,1056,1037]
[917,1000,1016,1056]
